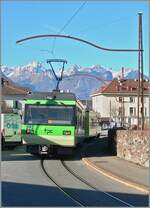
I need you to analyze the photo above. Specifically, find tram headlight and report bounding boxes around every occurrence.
[26,128,34,134]
[63,130,71,135]
[26,128,31,134]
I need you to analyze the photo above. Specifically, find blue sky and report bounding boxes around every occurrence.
[2,1,149,75]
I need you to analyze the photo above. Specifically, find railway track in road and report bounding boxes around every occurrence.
[41,156,134,207]
[60,159,134,207]
[40,158,86,207]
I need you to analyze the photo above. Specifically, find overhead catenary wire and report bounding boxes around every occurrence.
[77,14,135,35]
[58,1,87,35]
[51,1,87,55]
[16,0,87,69]
[17,3,133,70]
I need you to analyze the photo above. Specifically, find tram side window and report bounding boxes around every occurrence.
[76,107,82,127]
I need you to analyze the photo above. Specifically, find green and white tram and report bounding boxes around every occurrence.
[22,91,100,155]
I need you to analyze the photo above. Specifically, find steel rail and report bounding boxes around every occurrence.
[16,34,143,52]
[61,159,134,207]
[40,158,86,207]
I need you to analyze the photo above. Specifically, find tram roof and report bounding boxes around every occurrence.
[24,91,76,101]
[2,91,76,101]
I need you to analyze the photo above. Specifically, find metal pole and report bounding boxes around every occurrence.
[122,67,124,79]
[140,13,144,130]
[16,34,143,52]
[137,13,141,129]
[121,67,124,126]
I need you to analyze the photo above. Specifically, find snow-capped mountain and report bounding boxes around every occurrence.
[113,68,148,80]
[1,61,148,99]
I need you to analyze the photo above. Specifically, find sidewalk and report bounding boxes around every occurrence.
[82,138,149,193]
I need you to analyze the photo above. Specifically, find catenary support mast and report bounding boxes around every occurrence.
[140,13,144,130]
[137,12,144,130]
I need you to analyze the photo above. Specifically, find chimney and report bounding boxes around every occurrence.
[122,67,124,79]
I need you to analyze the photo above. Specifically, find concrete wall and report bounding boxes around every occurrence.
[117,130,149,167]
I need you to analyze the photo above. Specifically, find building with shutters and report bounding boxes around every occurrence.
[91,79,149,129]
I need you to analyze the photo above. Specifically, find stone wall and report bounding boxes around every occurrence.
[117,130,149,167]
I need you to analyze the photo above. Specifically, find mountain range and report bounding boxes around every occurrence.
[1,61,149,99]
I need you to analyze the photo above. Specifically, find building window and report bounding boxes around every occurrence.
[119,97,123,102]
[129,107,134,116]
[118,107,125,116]
[130,97,134,103]
[128,117,131,125]
[129,107,136,116]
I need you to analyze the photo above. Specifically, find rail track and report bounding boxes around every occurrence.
[40,158,86,207]
[61,159,134,207]
[41,156,134,207]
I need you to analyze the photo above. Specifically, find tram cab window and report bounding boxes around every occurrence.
[24,104,75,125]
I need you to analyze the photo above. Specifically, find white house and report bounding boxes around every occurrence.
[91,79,149,128]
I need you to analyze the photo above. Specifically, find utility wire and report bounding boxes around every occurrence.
[76,14,135,35]
[51,1,87,54]
[58,1,87,35]
[19,1,87,69]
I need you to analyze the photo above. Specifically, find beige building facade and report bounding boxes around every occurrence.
[92,79,149,128]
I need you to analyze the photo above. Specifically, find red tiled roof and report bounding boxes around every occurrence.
[92,79,149,96]
[1,78,31,95]
[2,84,31,95]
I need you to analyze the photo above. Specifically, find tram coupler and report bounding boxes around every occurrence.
[39,145,49,155]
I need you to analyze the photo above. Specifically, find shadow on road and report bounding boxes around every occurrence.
[2,145,40,161]
[58,137,113,162]
[2,137,111,162]
[2,181,149,207]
